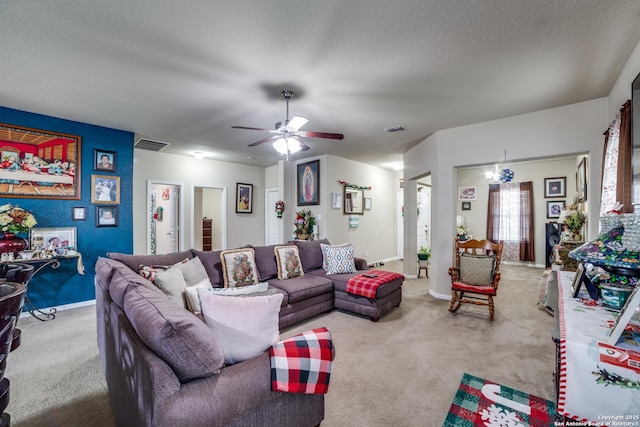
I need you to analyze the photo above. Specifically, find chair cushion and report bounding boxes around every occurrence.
[459,254,496,286]
[275,245,304,280]
[452,281,496,295]
[219,248,259,288]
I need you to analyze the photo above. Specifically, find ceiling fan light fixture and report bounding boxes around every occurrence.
[273,138,288,155]
[287,138,302,154]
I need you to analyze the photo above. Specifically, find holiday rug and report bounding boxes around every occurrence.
[443,373,556,427]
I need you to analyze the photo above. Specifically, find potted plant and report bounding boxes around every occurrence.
[417,246,431,267]
[565,210,587,241]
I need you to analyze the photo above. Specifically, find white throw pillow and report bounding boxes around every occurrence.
[184,277,214,315]
[198,290,284,365]
[205,281,269,296]
[324,244,356,274]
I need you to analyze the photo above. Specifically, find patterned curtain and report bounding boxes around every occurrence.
[601,100,632,214]
[486,182,535,262]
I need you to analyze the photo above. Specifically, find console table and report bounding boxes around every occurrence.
[550,270,640,423]
[0,254,84,321]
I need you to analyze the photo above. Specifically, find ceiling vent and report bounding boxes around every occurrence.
[135,138,170,151]
[384,125,405,133]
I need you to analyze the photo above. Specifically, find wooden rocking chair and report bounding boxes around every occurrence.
[448,239,504,320]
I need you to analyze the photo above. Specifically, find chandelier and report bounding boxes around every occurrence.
[485,150,514,184]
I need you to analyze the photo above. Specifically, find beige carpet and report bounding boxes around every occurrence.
[5,261,555,426]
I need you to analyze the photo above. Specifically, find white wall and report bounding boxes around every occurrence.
[404,98,609,298]
[609,39,640,120]
[133,149,265,253]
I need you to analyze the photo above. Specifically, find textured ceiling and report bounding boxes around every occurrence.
[1,1,639,169]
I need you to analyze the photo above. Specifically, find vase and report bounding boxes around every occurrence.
[0,232,28,255]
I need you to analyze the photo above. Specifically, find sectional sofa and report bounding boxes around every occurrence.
[94,239,403,426]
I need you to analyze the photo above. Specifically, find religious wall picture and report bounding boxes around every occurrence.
[544,177,566,198]
[546,200,565,219]
[94,149,116,172]
[0,122,80,199]
[91,174,121,205]
[297,159,320,206]
[96,206,119,227]
[236,183,253,213]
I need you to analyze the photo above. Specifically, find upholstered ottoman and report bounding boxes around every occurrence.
[333,270,404,321]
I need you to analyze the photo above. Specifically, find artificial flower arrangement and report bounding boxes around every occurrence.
[0,203,37,234]
[294,208,316,239]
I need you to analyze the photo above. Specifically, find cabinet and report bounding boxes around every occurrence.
[202,218,212,251]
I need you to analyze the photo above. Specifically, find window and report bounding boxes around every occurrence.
[487,182,534,262]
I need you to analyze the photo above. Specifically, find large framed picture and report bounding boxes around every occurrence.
[235,183,253,213]
[0,122,81,199]
[297,160,320,206]
[91,175,120,204]
[94,149,116,172]
[546,200,565,219]
[30,227,77,250]
[96,206,118,227]
[577,157,587,202]
[544,177,566,198]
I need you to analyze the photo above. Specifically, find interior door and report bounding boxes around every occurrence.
[265,188,280,245]
[148,182,182,254]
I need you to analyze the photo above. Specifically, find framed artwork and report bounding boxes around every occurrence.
[546,200,565,219]
[458,186,476,201]
[544,177,566,198]
[461,201,471,211]
[577,157,587,202]
[235,183,253,213]
[332,192,342,209]
[30,226,77,250]
[344,187,364,214]
[96,206,118,227]
[0,122,81,199]
[365,197,372,210]
[91,175,120,204]
[94,149,116,172]
[297,160,320,206]
[72,207,86,221]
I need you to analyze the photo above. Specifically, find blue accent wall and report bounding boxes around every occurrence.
[0,106,134,308]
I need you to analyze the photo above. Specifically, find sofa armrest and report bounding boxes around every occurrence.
[354,257,368,270]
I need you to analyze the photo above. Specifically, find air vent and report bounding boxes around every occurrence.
[384,125,405,133]
[135,138,170,151]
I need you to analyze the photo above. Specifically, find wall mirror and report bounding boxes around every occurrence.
[344,187,364,214]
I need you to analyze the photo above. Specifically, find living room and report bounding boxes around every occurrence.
[1,2,640,425]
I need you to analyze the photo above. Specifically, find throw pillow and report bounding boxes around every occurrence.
[459,254,496,286]
[184,277,214,316]
[125,283,224,382]
[173,256,209,287]
[204,281,269,296]
[321,243,350,270]
[198,290,284,365]
[151,267,188,306]
[220,248,259,288]
[274,245,304,280]
[324,244,356,275]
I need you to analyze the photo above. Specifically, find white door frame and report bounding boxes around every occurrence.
[191,184,228,250]
[147,180,185,254]
[265,187,280,245]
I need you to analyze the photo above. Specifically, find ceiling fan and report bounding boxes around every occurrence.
[232,90,344,158]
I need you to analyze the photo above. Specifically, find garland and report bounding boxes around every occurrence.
[337,180,371,190]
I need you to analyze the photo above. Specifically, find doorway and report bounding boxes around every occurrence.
[265,188,281,245]
[148,181,182,255]
[193,185,227,250]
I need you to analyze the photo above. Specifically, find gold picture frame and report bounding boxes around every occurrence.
[91,174,120,204]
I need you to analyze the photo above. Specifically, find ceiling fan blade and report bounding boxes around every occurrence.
[248,136,277,147]
[299,140,311,151]
[300,131,344,140]
[287,116,308,131]
[232,125,275,132]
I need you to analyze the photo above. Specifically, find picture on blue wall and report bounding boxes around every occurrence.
[94,149,116,172]
[96,206,118,227]
[0,122,81,199]
[91,174,120,204]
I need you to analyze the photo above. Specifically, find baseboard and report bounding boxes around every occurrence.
[20,299,96,320]
[502,260,545,268]
[429,289,451,301]
[368,256,399,268]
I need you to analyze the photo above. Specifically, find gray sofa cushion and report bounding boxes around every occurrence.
[124,283,225,382]
[290,239,330,272]
[249,244,280,281]
[108,250,194,274]
[191,249,225,287]
[268,274,333,304]
[107,262,160,309]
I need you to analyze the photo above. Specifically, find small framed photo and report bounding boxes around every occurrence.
[91,175,120,204]
[72,207,86,221]
[30,227,77,250]
[236,183,253,213]
[365,197,372,210]
[458,186,476,201]
[332,192,342,209]
[96,206,118,227]
[544,177,566,198]
[571,263,586,298]
[461,201,471,211]
[546,200,565,219]
[94,149,117,172]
